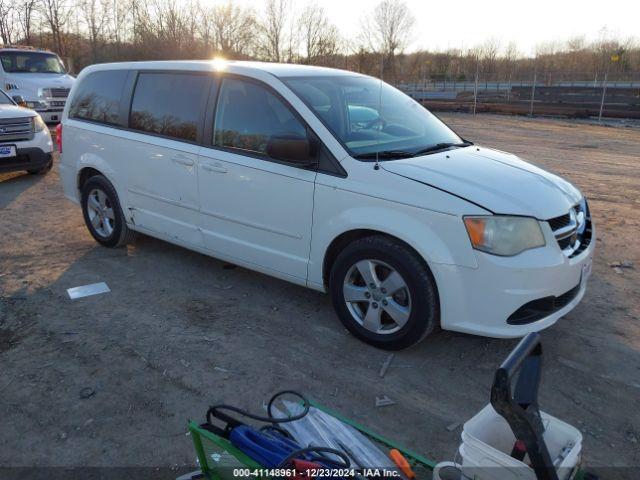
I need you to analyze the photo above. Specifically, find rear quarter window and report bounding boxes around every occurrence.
[69,70,128,125]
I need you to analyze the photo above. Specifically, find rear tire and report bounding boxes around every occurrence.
[81,174,135,247]
[329,235,439,350]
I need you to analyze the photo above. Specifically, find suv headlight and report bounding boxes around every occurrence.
[464,215,545,256]
[32,115,47,132]
[25,100,48,110]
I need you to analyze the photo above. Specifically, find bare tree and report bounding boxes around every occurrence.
[209,1,256,57]
[258,0,288,62]
[0,0,17,44]
[478,37,500,79]
[298,4,339,64]
[39,0,71,54]
[360,0,415,79]
[16,0,38,44]
[80,0,111,61]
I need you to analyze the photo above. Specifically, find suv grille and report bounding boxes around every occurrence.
[43,87,70,98]
[0,117,33,142]
[547,201,592,258]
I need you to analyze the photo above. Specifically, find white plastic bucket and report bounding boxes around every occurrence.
[432,461,469,480]
[458,404,582,480]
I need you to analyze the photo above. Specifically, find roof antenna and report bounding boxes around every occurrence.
[374,66,383,171]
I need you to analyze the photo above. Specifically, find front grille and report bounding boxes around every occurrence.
[507,282,581,325]
[548,213,571,230]
[43,87,70,98]
[546,200,592,258]
[0,117,33,142]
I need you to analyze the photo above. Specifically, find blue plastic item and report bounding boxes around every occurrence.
[230,425,303,468]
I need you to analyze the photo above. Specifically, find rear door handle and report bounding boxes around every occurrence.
[172,155,195,167]
[202,162,227,174]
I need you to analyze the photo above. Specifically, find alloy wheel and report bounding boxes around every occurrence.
[343,259,412,335]
[86,188,115,238]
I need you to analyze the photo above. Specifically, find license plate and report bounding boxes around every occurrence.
[0,145,16,158]
[581,257,593,288]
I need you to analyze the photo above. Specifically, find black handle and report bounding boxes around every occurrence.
[490,332,559,480]
[497,331,542,381]
[492,332,543,409]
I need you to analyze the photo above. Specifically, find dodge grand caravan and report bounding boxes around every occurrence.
[58,61,594,350]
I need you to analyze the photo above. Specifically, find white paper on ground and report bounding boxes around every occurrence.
[67,282,111,299]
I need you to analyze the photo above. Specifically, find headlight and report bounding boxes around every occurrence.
[464,216,545,256]
[32,115,47,132]
[25,100,48,110]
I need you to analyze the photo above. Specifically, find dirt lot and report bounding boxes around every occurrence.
[1,114,639,476]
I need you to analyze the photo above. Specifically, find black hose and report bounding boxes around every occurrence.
[206,390,310,426]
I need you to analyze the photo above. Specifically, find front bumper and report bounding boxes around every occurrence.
[37,109,64,124]
[434,223,595,338]
[0,147,52,174]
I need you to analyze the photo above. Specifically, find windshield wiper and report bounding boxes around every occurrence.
[413,141,473,156]
[353,150,417,160]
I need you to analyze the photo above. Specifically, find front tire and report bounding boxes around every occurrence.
[329,235,439,350]
[81,175,135,247]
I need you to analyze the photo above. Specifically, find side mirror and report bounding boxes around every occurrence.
[266,134,317,166]
[12,95,26,107]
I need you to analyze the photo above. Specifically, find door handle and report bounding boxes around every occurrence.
[202,162,227,174]
[172,155,195,167]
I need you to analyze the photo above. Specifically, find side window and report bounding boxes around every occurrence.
[129,72,209,142]
[213,78,307,156]
[69,70,128,125]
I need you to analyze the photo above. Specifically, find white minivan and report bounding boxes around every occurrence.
[58,61,594,350]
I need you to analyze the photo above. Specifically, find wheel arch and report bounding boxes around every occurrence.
[322,229,436,292]
[76,160,122,203]
[77,166,103,191]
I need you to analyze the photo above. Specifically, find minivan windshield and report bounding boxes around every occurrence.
[0,51,66,74]
[284,75,464,160]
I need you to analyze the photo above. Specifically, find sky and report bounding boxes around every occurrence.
[240,0,639,56]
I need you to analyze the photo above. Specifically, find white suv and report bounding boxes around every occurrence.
[0,89,53,175]
[1,47,75,123]
[58,61,595,350]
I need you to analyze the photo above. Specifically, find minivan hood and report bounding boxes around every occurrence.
[3,73,75,99]
[381,146,582,219]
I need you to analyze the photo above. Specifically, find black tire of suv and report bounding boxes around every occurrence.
[27,158,53,175]
[329,235,439,350]
[81,174,135,248]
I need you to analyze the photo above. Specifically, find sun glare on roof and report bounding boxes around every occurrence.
[211,57,227,70]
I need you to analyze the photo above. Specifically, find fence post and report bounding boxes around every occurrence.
[598,71,608,122]
[473,62,479,115]
[529,71,536,117]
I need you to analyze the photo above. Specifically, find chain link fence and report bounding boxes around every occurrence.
[397,71,640,120]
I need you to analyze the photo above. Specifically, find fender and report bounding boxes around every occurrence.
[307,189,480,290]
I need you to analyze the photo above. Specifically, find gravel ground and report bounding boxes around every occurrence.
[0,114,639,477]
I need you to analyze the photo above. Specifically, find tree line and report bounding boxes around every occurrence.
[1,0,638,84]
